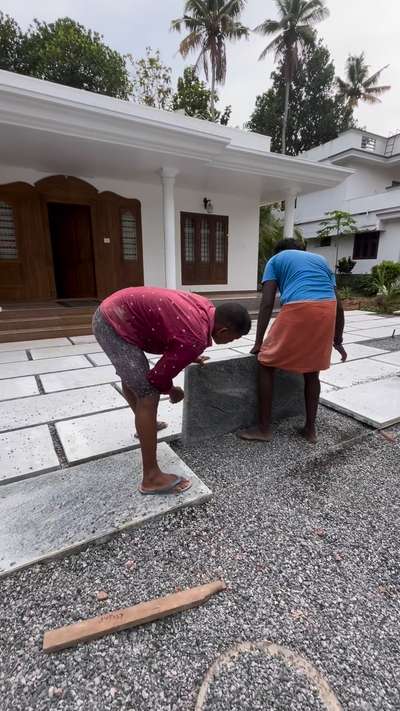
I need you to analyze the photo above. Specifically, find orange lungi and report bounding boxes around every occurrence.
[258,300,337,374]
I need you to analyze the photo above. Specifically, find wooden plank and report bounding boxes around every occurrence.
[43,580,226,653]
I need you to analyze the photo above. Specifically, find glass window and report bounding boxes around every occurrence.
[215,220,225,263]
[121,210,138,261]
[184,217,195,263]
[200,219,210,263]
[353,232,380,260]
[0,201,18,260]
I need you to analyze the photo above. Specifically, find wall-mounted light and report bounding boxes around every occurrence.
[203,197,214,214]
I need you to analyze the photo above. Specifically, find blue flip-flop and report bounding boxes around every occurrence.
[138,476,192,495]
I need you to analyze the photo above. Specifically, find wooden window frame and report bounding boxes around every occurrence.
[353,231,380,260]
[180,212,228,285]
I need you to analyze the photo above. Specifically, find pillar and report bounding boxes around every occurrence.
[161,167,178,289]
[283,192,297,240]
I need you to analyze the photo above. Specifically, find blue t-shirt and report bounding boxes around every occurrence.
[262,250,336,305]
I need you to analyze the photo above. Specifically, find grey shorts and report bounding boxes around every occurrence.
[92,308,159,399]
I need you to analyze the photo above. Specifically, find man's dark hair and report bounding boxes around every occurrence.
[273,238,306,255]
[215,303,251,335]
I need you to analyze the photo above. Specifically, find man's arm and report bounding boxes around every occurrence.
[333,290,347,361]
[252,280,277,354]
[147,339,204,396]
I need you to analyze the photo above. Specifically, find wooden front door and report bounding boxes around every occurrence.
[181,212,228,285]
[48,203,96,298]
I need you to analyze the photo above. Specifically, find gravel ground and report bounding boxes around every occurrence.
[0,408,399,711]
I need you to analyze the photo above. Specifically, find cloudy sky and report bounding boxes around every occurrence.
[2,0,399,136]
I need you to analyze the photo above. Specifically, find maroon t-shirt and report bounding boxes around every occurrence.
[100,287,215,393]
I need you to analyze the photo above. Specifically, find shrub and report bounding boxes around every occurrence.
[337,257,356,274]
[371,261,400,287]
[335,274,376,295]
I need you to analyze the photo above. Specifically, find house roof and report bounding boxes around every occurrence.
[0,70,352,201]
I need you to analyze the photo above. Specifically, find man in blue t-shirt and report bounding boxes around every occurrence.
[240,239,346,444]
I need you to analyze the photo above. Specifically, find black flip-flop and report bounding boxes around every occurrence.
[138,476,192,495]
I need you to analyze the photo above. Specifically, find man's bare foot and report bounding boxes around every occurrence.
[297,427,317,444]
[135,420,167,439]
[238,427,273,442]
[140,467,191,494]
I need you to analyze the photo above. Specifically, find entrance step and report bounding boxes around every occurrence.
[0,444,211,577]
[0,302,97,343]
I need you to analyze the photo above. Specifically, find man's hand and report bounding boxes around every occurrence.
[195,355,210,366]
[333,343,347,362]
[169,386,184,404]
[250,344,261,355]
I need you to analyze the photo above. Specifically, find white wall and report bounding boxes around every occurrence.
[0,164,259,293]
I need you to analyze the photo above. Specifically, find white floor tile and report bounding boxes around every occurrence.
[0,384,125,432]
[87,352,111,366]
[30,343,103,360]
[372,351,400,366]
[347,327,400,340]
[0,377,39,402]
[330,343,388,364]
[0,351,28,364]
[321,359,399,389]
[321,377,400,428]
[0,425,59,483]
[40,365,119,393]
[0,355,92,380]
[69,335,97,344]
[56,400,183,463]
[0,338,70,353]
[204,349,246,362]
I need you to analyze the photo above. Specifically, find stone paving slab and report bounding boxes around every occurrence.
[204,348,246,362]
[0,384,126,432]
[0,351,28,364]
[56,399,183,463]
[0,425,59,485]
[0,444,210,577]
[342,332,381,344]
[0,377,39,402]
[330,343,388,364]
[0,355,92,380]
[349,326,400,340]
[346,318,400,331]
[320,376,400,428]
[321,359,399,389]
[373,351,400,366]
[69,335,97,344]
[40,365,119,393]
[183,355,304,444]
[87,352,111,366]
[30,343,103,360]
[0,337,70,353]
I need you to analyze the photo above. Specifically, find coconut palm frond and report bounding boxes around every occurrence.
[337,53,391,108]
[254,19,283,35]
[363,64,390,87]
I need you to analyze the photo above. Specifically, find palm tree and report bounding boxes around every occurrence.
[171,1,248,119]
[336,54,391,109]
[255,0,329,154]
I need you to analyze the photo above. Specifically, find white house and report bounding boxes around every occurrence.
[0,70,350,303]
[295,128,400,273]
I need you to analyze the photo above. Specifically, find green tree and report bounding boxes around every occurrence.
[255,0,329,154]
[247,39,354,155]
[258,205,303,281]
[336,53,391,109]
[317,210,358,273]
[17,17,132,99]
[129,47,172,109]
[0,12,22,71]
[172,66,231,123]
[171,0,248,118]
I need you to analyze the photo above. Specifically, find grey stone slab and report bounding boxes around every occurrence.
[0,384,125,432]
[372,351,400,366]
[0,351,28,364]
[0,444,211,576]
[69,335,97,344]
[0,337,70,353]
[182,355,304,444]
[0,377,39,402]
[30,343,103,360]
[87,352,111,366]
[56,399,183,463]
[321,359,399,389]
[320,377,400,428]
[0,425,59,485]
[40,365,118,393]
[0,355,92,380]
[330,343,388,365]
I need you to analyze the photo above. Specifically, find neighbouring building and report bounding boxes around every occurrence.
[0,70,350,303]
[295,128,400,273]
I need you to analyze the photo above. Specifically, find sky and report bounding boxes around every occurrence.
[2,0,399,137]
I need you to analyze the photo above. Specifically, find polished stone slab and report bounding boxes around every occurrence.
[330,343,388,365]
[69,335,97,344]
[30,343,103,360]
[87,352,111,366]
[320,377,400,428]
[56,399,183,463]
[0,355,92,381]
[0,377,39,402]
[321,359,399,389]
[0,425,59,485]
[0,351,28,364]
[0,384,125,432]
[0,444,211,577]
[40,365,119,393]
[0,337,70,353]
[182,355,304,444]
[373,351,400,366]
